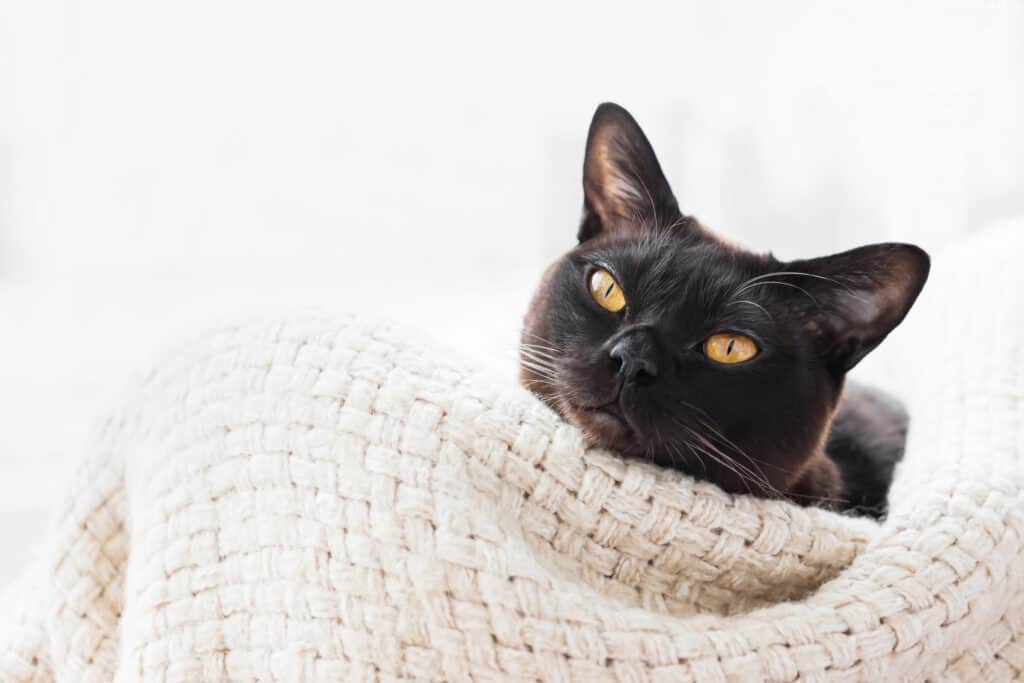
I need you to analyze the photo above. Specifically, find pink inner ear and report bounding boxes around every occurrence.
[814,280,912,346]
[836,289,883,329]
[587,130,651,224]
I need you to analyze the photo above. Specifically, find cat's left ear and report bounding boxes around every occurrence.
[786,243,930,373]
[579,103,683,242]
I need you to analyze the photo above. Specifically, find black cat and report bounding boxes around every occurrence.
[520,103,928,518]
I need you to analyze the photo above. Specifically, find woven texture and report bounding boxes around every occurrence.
[1,223,1022,682]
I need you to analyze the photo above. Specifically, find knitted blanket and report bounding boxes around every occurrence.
[2,223,1022,682]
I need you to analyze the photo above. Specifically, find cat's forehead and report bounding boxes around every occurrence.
[582,235,764,296]
[564,235,782,337]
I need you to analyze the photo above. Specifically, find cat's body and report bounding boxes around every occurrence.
[520,104,927,518]
[826,382,908,516]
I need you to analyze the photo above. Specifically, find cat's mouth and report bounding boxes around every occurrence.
[564,399,644,457]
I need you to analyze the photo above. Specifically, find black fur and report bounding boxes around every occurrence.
[826,382,909,518]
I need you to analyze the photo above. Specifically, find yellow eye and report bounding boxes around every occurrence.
[589,268,626,312]
[704,333,758,364]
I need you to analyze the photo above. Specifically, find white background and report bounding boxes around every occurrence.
[1,1,1021,587]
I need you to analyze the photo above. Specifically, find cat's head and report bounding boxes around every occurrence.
[521,103,929,496]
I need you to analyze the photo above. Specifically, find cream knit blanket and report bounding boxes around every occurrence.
[2,223,1022,682]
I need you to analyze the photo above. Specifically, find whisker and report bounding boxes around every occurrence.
[734,280,818,304]
[688,411,789,475]
[519,342,558,352]
[730,270,872,307]
[734,270,841,291]
[680,442,707,476]
[726,299,775,322]
[669,440,703,475]
[683,436,755,496]
[692,432,773,494]
[519,339,560,351]
[677,399,712,421]
[521,377,558,389]
[678,421,782,498]
[676,403,853,506]
[521,332,561,350]
[517,348,558,362]
[688,423,774,489]
[699,427,779,495]
[518,353,558,369]
[518,362,558,381]
[784,489,852,505]
[518,346,560,362]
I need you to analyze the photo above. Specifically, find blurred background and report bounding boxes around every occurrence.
[1,1,1021,587]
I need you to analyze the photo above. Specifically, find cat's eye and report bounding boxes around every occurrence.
[704,333,758,364]
[589,268,626,313]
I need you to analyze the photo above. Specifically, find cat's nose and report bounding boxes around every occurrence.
[609,335,659,385]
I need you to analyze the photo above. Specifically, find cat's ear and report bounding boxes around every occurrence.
[578,103,683,242]
[785,243,930,372]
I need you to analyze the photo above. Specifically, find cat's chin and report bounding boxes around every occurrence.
[565,403,645,457]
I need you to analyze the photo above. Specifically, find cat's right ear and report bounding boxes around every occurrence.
[579,103,683,242]
[786,243,931,373]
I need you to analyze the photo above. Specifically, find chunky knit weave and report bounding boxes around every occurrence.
[2,222,1022,682]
